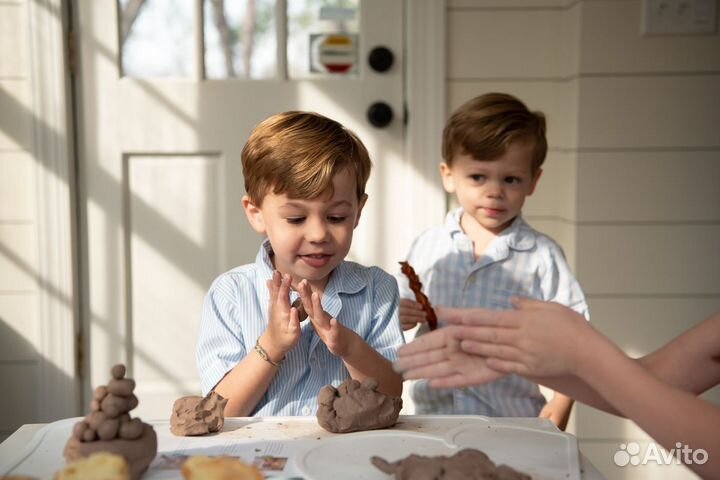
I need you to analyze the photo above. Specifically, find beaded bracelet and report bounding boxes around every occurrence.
[254,340,283,368]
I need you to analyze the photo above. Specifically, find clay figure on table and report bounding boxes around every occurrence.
[64,364,157,480]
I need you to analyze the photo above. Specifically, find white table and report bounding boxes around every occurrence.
[0,416,605,479]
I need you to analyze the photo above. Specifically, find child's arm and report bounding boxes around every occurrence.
[213,272,301,416]
[538,392,573,431]
[298,280,403,396]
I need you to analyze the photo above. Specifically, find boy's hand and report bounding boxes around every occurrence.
[538,394,573,431]
[399,298,427,330]
[261,271,301,362]
[298,279,357,357]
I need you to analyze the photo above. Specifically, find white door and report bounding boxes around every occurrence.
[75,0,410,419]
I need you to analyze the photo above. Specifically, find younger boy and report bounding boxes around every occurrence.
[398,93,588,429]
[197,111,404,417]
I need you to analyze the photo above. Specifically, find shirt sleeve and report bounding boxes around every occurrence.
[366,268,406,361]
[196,274,248,395]
[539,241,590,320]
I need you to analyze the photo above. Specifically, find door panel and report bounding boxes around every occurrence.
[77,0,406,418]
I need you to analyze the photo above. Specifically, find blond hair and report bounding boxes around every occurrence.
[442,93,547,176]
[242,111,372,205]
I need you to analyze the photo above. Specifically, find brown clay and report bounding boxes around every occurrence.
[316,378,402,433]
[170,391,228,436]
[372,448,531,480]
[63,364,156,480]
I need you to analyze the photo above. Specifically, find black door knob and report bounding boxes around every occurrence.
[367,102,394,128]
[368,46,394,73]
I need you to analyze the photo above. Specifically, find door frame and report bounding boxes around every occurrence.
[31,0,446,415]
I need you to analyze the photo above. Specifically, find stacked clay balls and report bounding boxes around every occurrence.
[71,364,145,443]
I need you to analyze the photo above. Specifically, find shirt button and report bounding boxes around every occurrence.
[301,406,311,416]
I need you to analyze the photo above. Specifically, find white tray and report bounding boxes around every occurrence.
[295,419,580,480]
[0,416,580,479]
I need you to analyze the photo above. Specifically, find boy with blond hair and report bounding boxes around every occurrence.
[398,93,588,429]
[197,111,404,417]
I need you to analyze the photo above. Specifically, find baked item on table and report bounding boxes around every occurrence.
[54,452,129,480]
[317,378,402,433]
[170,391,228,436]
[63,364,157,480]
[399,261,438,330]
[181,456,263,480]
[372,448,531,480]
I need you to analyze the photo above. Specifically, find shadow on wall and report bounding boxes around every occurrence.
[0,318,74,441]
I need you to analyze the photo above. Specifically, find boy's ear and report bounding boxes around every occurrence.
[528,168,543,196]
[242,195,266,234]
[353,194,368,228]
[439,162,456,193]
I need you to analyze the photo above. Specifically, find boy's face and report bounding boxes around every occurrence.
[243,169,367,291]
[440,141,541,235]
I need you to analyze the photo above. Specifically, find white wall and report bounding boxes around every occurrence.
[0,0,77,442]
[447,0,719,478]
[0,0,41,442]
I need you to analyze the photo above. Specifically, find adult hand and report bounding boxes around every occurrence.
[261,271,301,361]
[440,297,597,378]
[399,298,427,330]
[298,279,356,357]
[395,326,506,388]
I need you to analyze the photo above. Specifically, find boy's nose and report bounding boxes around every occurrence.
[306,220,329,242]
[486,181,505,198]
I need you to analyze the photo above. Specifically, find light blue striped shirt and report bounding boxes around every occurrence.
[397,208,589,417]
[197,239,405,416]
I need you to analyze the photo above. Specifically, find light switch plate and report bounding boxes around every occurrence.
[642,0,718,35]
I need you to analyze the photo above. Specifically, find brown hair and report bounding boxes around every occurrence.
[242,111,372,205]
[442,93,547,176]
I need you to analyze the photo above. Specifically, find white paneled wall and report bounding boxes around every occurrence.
[447,0,719,479]
[0,0,40,442]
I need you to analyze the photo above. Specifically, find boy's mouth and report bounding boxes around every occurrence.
[299,253,333,268]
[482,207,506,217]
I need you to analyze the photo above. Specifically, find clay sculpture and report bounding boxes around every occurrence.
[170,391,228,436]
[63,364,157,480]
[371,448,531,480]
[399,261,438,330]
[317,378,402,433]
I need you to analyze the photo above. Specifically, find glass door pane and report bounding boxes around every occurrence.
[118,0,195,78]
[287,0,360,79]
[204,0,278,79]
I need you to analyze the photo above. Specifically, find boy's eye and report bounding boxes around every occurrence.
[505,176,522,185]
[328,216,348,224]
[286,217,305,225]
[470,174,486,182]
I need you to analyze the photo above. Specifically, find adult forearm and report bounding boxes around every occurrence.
[343,338,403,396]
[578,340,720,479]
[530,375,622,416]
